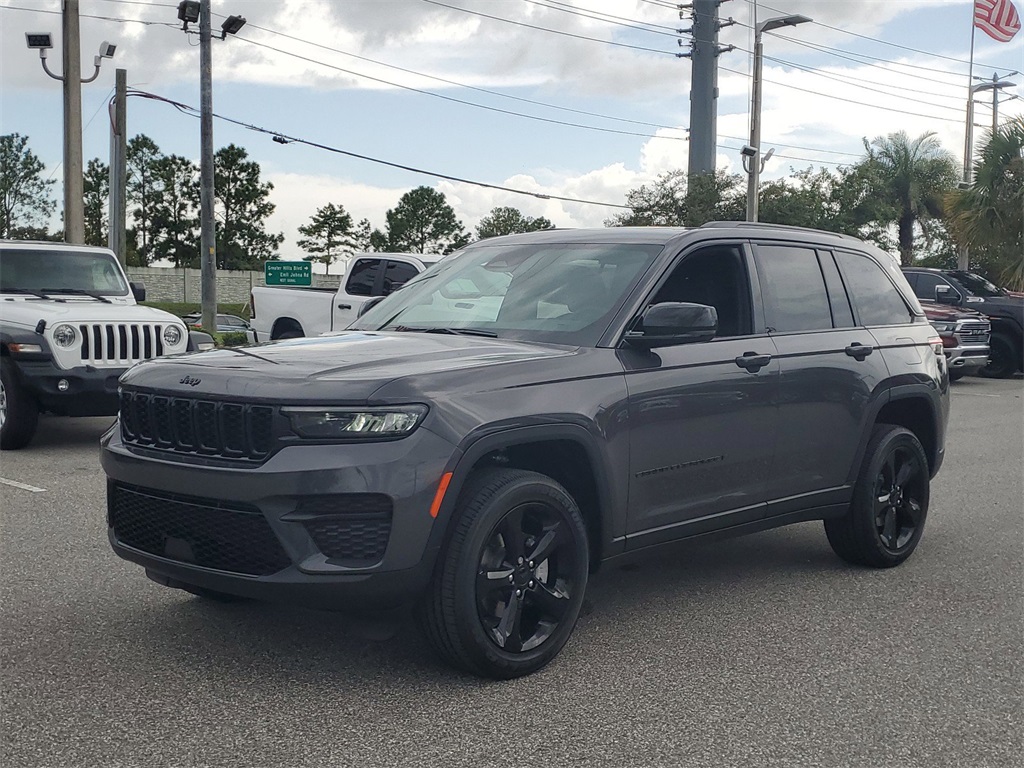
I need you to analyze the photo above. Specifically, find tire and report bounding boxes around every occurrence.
[980,332,1020,379]
[948,370,966,382]
[418,468,590,679]
[825,425,929,568]
[0,360,39,451]
[181,586,248,603]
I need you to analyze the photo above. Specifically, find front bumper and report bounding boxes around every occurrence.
[101,424,458,609]
[11,357,125,416]
[947,344,989,370]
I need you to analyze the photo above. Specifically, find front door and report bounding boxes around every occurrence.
[621,243,778,547]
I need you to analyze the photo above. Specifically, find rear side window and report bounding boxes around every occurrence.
[818,250,855,328]
[383,261,419,296]
[754,244,832,333]
[836,251,913,326]
[346,259,380,297]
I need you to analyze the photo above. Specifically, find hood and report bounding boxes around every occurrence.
[120,331,576,402]
[0,297,181,328]
[919,302,985,322]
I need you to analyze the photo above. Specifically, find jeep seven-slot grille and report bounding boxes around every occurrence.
[80,323,163,365]
[296,495,393,563]
[109,483,291,576]
[120,391,274,462]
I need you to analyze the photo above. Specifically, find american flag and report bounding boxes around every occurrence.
[974,0,1021,42]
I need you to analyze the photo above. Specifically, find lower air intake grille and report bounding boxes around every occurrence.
[297,495,393,563]
[109,483,291,576]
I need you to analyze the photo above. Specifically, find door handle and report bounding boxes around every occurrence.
[845,342,874,360]
[735,352,772,372]
[337,303,352,310]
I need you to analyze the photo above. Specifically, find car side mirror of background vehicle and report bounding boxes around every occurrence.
[624,302,718,349]
[358,295,387,317]
[129,281,146,302]
[186,330,216,352]
[935,285,959,305]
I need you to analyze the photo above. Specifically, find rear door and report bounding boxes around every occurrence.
[752,243,889,512]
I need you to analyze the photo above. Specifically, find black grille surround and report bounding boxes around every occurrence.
[119,389,277,464]
[108,483,291,576]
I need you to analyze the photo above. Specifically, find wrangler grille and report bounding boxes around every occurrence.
[109,483,291,576]
[79,323,165,366]
[120,390,275,462]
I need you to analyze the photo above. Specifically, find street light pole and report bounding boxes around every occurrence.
[62,0,84,243]
[744,14,811,222]
[199,0,217,334]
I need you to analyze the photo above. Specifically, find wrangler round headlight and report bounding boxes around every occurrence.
[282,405,428,440]
[163,324,183,346]
[52,324,77,348]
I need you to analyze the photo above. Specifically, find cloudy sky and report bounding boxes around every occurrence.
[2,0,1022,258]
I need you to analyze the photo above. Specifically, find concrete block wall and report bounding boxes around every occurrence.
[126,267,342,305]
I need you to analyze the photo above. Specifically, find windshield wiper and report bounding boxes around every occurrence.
[391,326,498,338]
[39,288,112,303]
[2,288,57,300]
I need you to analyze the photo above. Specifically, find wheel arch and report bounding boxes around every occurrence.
[270,317,304,339]
[432,425,618,569]
[858,387,942,479]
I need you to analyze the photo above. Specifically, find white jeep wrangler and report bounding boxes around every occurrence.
[0,241,204,449]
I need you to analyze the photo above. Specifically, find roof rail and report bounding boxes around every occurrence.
[698,221,860,241]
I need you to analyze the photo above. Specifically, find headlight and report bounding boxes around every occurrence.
[930,322,955,334]
[282,405,427,439]
[52,324,77,348]
[163,324,184,346]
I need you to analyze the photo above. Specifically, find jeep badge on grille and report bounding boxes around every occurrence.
[179,376,201,387]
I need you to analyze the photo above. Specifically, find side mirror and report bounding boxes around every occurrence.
[358,295,387,318]
[624,302,718,349]
[935,285,959,305]
[129,280,146,302]
[186,330,216,352]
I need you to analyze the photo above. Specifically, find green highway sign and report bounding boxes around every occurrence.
[265,261,312,286]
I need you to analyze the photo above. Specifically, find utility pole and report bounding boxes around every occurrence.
[108,68,127,267]
[683,0,735,178]
[62,0,84,244]
[199,0,217,333]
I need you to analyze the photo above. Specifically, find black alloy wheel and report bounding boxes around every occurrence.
[981,332,1019,379]
[476,501,580,653]
[419,468,589,679]
[825,425,930,568]
[871,445,926,553]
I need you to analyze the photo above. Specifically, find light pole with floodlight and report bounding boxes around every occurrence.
[744,14,811,222]
[26,4,116,244]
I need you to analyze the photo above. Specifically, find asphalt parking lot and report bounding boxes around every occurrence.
[1,376,1021,768]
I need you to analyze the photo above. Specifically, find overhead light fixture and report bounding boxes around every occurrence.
[25,32,53,50]
[98,40,117,59]
[220,15,247,39]
[177,0,200,28]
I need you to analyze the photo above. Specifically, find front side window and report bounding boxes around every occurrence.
[352,242,663,346]
[383,261,419,295]
[346,259,380,297]
[650,244,753,337]
[912,272,954,302]
[754,244,833,333]
[0,249,129,297]
[836,251,913,326]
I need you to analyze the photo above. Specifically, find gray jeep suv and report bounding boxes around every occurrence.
[102,224,949,678]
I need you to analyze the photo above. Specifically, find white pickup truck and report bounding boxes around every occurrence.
[0,241,210,449]
[248,252,440,341]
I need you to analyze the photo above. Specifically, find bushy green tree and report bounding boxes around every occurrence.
[607,170,744,227]
[213,144,283,270]
[83,157,109,247]
[127,134,163,265]
[151,155,200,268]
[297,203,355,274]
[0,133,55,239]
[476,206,553,239]
[371,186,469,254]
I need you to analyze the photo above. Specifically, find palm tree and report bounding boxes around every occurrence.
[862,131,959,265]
[945,116,1024,290]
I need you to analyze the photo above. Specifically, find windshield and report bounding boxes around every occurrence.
[0,248,129,296]
[350,241,664,346]
[951,271,1006,298]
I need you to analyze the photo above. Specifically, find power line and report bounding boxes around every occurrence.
[745,0,1011,72]
[1,4,179,26]
[234,35,688,142]
[242,21,689,134]
[419,0,677,56]
[124,89,633,209]
[518,0,683,38]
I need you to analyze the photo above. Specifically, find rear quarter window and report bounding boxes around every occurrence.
[836,251,914,326]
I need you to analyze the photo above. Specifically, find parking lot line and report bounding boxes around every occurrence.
[0,478,47,493]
